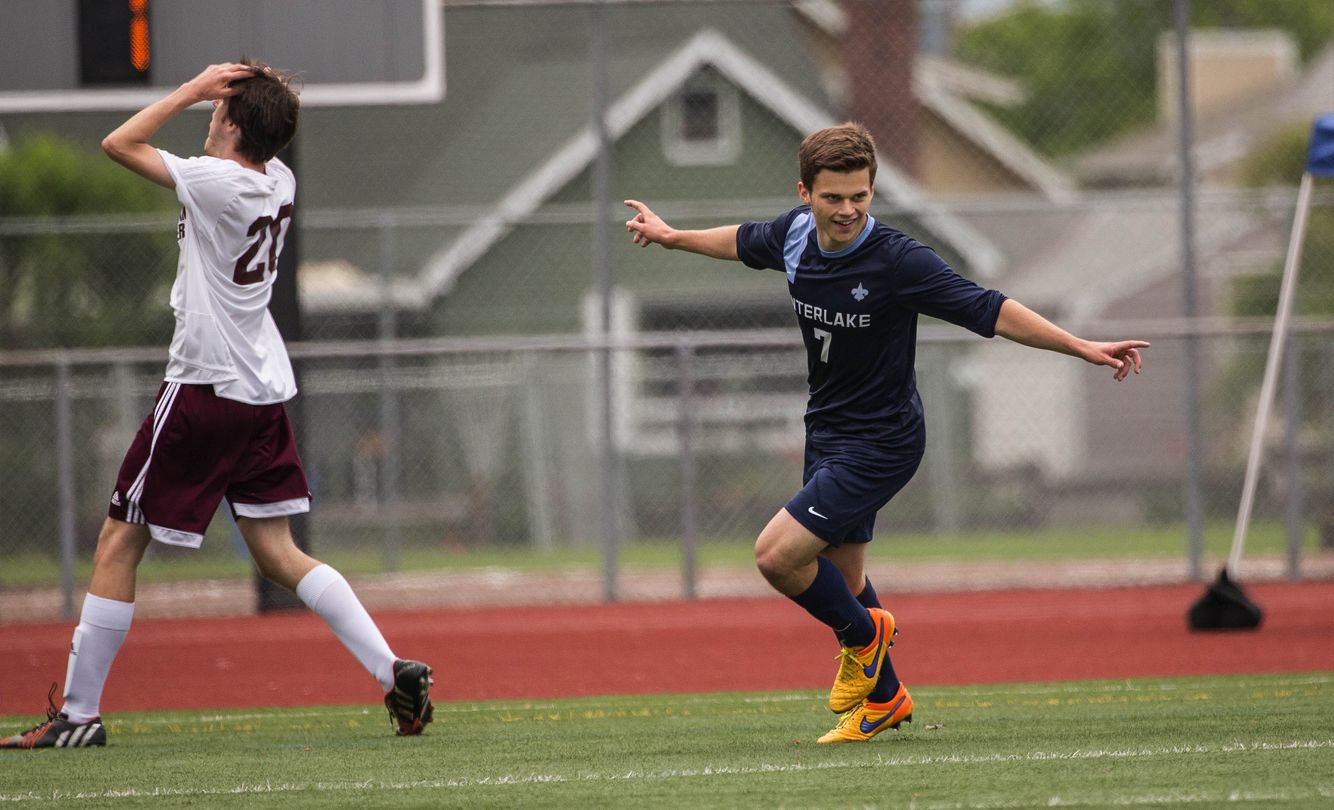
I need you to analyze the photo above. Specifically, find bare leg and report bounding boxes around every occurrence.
[235,514,318,590]
[753,508,829,595]
[754,507,875,647]
[87,518,151,601]
[238,515,396,690]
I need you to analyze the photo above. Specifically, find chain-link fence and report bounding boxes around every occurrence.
[2,0,1332,619]
[3,317,1333,619]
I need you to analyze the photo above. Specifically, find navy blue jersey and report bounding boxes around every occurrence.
[736,206,1006,443]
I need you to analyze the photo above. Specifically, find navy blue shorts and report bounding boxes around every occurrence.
[784,431,924,546]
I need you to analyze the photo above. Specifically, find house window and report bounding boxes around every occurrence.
[680,90,720,141]
[662,73,740,166]
[582,290,806,455]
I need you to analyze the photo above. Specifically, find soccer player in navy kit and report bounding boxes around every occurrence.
[625,123,1147,743]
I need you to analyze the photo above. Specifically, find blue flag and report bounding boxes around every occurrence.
[1307,113,1334,177]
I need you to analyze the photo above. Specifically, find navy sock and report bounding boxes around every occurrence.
[789,557,875,648]
[854,577,880,611]
[855,577,902,703]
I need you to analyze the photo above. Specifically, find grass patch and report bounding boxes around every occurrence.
[1,673,1331,808]
[2,520,1324,589]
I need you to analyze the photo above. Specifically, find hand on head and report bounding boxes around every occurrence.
[186,63,257,104]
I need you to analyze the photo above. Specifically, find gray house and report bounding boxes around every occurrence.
[10,2,1263,536]
[963,31,1333,493]
[291,3,1005,336]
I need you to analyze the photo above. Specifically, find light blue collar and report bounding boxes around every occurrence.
[817,214,876,258]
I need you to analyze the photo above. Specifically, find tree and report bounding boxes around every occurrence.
[0,133,177,348]
[0,134,179,556]
[956,0,1334,157]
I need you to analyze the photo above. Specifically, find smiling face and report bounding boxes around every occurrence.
[798,167,874,252]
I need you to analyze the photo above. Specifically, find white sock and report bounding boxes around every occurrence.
[61,594,134,723]
[296,564,397,691]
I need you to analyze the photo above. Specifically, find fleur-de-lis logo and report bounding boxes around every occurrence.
[852,283,869,302]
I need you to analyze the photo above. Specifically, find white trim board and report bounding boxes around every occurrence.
[409,29,1002,313]
[0,0,444,112]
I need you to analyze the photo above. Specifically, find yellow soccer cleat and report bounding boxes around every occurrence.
[828,607,896,713]
[817,683,914,744]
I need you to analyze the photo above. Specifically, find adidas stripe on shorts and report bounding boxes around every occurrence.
[108,382,311,547]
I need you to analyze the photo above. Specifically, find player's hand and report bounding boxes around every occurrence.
[182,63,256,104]
[624,199,673,248]
[1084,340,1149,381]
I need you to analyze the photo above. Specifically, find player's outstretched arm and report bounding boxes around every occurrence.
[102,62,254,189]
[994,299,1148,382]
[624,200,740,260]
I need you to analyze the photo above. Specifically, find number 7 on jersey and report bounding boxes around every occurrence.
[813,328,832,362]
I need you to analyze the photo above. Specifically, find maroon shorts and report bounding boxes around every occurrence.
[108,382,311,548]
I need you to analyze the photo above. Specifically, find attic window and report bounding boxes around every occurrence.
[662,74,740,166]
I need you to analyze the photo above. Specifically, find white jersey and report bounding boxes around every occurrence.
[158,150,298,405]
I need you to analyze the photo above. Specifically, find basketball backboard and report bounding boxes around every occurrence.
[0,0,443,112]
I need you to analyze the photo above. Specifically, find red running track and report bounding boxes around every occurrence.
[2,581,1331,715]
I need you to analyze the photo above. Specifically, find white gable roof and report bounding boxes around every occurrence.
[330,29,1003,314]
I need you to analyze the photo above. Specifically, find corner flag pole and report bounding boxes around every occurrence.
[1227,113,1334,577]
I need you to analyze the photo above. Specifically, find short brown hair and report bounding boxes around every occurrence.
[226,58,300,164]
[798,122,877,190]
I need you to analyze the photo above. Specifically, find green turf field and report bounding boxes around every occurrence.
[2,673,1330,808]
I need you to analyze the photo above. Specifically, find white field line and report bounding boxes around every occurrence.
[101,675,1334,725]
[1,739,1331,803]
[915,674,1334,698]
[906,787,1334,809]
[107,675,1332,725]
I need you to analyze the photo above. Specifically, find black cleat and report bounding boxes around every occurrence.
[0,685,106,749]
[384,659,434,736]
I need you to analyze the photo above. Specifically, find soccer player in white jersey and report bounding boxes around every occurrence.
[1,61,433,749]
[625,123,1148,743]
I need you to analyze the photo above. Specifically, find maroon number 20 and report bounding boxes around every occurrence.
[233,203,295,285]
